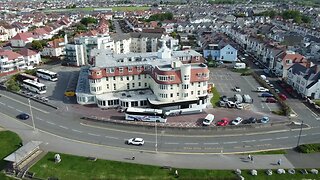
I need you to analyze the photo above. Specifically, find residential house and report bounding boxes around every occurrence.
[203,43,237,62]
[18,48,41,66]
[0,21,17,41]
[0,49,25,72]
[42,38,66,57]
[287,63,320,99]
[10,32,35,47]
[275,51,309,78]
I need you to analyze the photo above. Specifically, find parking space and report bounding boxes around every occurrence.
[209,68,281,113]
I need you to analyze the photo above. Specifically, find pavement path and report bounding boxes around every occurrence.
[1,113,320,169]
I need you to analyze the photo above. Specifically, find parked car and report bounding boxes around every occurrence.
[221,95,228,102]
[244,53,249,57]
[243,117,257,124]
[126,138,144,146]
[227,101,236,108]
[256,87,269,92]
[202,114,215,126]
[275,89,280,93]
[16,113,30,120]
[235,103,244,109]
[260,117,270,123]
[216,118,229,126]
[231,117,243,125]
[234,86,241,92]
[278,93,287,101]
[261,93,274,97]
[219,100,227,107]
[266,97,277,103]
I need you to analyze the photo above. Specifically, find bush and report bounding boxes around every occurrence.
[210,87,220,108]
[297,143,320,153]
[6,79,20,92]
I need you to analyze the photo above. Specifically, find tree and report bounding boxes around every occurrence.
[31,40,44,51]
[76,24,87,32]
[170,31,177,38]
[80,17,97,26]
[6,79,20,92]
[147,12,173,22]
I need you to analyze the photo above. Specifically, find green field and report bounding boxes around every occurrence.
[42,6,149,13]
[210,87,221,108]
[30,152,236,180]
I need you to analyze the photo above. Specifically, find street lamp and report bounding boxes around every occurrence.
[296,120,304,147]
[155,112,158,153]
[28,98,36,131]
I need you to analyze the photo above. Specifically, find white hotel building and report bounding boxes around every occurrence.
[76,42,210,110]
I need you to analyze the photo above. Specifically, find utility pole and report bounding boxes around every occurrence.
[28,98,36,131]
[155,112,158,153]
[296,120,304,147]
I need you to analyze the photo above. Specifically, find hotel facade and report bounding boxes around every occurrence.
[76,42,210,111]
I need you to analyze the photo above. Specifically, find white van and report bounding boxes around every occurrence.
[234,94,243,103]
[234,63,246,69]
[203,114,215,126]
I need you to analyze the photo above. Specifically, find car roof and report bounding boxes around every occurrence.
[133,138,143,141]
[221,118,229,121]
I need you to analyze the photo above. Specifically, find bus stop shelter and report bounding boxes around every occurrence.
[4,141,42,170]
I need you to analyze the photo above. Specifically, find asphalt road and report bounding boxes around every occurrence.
[1,90,320,154]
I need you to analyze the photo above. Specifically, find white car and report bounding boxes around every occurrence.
[127,138,144,146]
[231,117,243,125]
[235,103,244,109]
[203,114,215,126]
[234,86,241,92]
[256,87,269,92]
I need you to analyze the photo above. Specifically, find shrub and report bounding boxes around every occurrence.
[297,143,320,153]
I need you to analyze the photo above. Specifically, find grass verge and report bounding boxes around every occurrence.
[243,149,287,155]
[232,68,251,76]
[241,169,320,180]
[29,152,237,180]
[112,6,150,11]
[296,143,320,153]
[210,86,220,108]
[315,100,320,106]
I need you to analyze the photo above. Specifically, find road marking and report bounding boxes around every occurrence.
[303,104,319,118]
[16,109,22,113]
[261,103,264,109]
[294,135,307,138]
[223,141,237,144]
[242,140,256,143]
[46,121,55,125]
[265,103,271,111]
[165,142,179,145]
[8,105,14,109]
[72,129,82,133]
[36,117,44,121]
[312,132,320,135]
[88,133,101,137]
[259,138,272,142]
[0,102,5,105]
[184,143,199,145]
[105,136,119,140]
[204,142,219,145]
[316,118,320,120]
[59,125,68,130]
[276,137,288,140]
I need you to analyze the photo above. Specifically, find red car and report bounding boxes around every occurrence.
[278,93,287,101]
[216,118,229,126]
[266,97,277,103]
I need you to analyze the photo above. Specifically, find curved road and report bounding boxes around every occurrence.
[1,90,320,154]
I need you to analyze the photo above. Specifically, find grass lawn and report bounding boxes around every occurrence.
[232,68,251,76]
[210,87,220,108]
[112,6,150,11]
[296,143,320,153]
[30,152,236,180]
[0,131,22,170]
[42,6,149,12]
[241,169,320,180]
[315,100,320,106]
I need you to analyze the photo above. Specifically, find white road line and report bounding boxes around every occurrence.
[276,137,289,140]
[72,129,82,133]
[294,134,307,138]
[8,105,14,109]
[303,104,318,118]
[316,118,320,120]
[16,109,22,112]
[184,143,199,145]
[223,141,238,144]
[312,132,320,135]
[88,133,101,137]
[165,142,179,145]
[261,103,264,109]
[0,102,5,105]
[265,103,271,111]
[35,117,44,121]
[203,142,219,145]
[59,125,68,130]
[242,140,256,143]
[46,121,55,125]
[259,138,272,142]
[105,136,119,140]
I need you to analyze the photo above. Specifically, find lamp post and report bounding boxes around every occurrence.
[28,98,36,131]
[155,112,158,153]
[296,120,304,147]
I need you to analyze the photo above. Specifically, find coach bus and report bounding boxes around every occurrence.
[124,107,167,123]
[21,79,46,94]
[16,73,39,83]
[36,69,58,81]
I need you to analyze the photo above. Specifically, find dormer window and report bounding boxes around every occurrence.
[119,67,123,73]
[128,67,133,72]
[109,68,115,73]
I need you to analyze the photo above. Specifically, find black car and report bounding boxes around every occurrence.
[17,113,30,120]
[243,117,257,124]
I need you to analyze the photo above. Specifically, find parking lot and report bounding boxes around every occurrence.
[209,68,281,114]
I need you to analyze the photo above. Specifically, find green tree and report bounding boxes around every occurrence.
[76,24,87,32]
[31,40,44,51]
[147,12,173,22]
[6,79,20,92]
[170,31,177,38]
[80,17,98,26]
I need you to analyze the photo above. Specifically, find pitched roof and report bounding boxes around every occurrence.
[18,48,38,56]
[0,49,23,60]
[47,38,64,48]
[11,32,34,41]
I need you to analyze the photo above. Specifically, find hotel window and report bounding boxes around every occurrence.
[132,83,135,88]
[145,82,147,87]
[137,66,142,72]
[177,92,179,96]
[171,85,173,90]
[138,82,141,86]
[119,67,123,73]
[128,67,133,72]
[109,68,115,73]
[184,75,190,80]
[198,82,201,87]
[113,84,116,90]
[171,93,173,97]
[191,91,194,95]
[107,84,109,89]
[184,93,188,97]
[106,77,109,81]
[132,75,135,80]
[127,83,130,89]
[145,74,147,78]
[182,84,189,89]
[170,75,175,81]
[127,76,129,80]
[138,75,141,79]
[113,77,116,80]
[197,91,200,95]
[120,77,123,81]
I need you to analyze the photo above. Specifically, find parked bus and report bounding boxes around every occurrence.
[124,107,167,123]
[21,79,46,94]
[36,69,58,81]
[16,73,39,83]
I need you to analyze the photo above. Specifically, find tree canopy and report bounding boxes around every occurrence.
[147,12,173,22]
[80,17,97,26]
